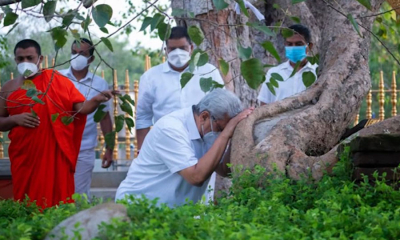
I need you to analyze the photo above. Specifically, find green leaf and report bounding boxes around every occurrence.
[43,1,57,22]
[306,54,319,65]
[51,113,59,123]
[105,131,116,150]
[171,8,186,17]
[281,28,295,38]
[212,0,229,11]
[235,0,249,17]
[356,0,372,10]
[119,94,135,106]
[273,3,281,9]
[271,73,284,82]
[125,117,134,133]
[238,44,252,60]
[81,14,91,33]
[26,88,37,97]
[101,37,113,52]
[4,12,18,27]
[50,27,68,50]
[100,27,109,34]
[261,41,281,62]
[21,0,41,9]
[188,25,204,46]
[219,59,229,76]
[211,80,224,90]
[115,115,125,132]
[200,77,213,93]
[263,64,276,68]
[269,78,279,88]
[140,17,153,31]
[190,49,209,72]
[30,108,37,118]
[61,116,74,126]
[290,16,301,24]
[180,72,194,89]
[62,10,75,27]
[120,102,133,117]
[240,58,266,89]
[157,22,171,41]
[291,0,306,4]
[150,13,165,31]
[92,4,113,28]
[266,82,276,95]
[347,14,362,37]
[289,61,302,78]
[32,96,44,105]
[302,71,316,87]
[246,22,276,37]
[94,104,107,122]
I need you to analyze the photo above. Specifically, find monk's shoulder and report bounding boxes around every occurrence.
[1,77,23,96]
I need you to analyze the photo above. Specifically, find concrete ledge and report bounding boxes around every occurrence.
[0,160,11,179]
[91,171,127,188]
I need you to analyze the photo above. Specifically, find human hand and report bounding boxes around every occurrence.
[12,112,40,128]
[93,90,120,103]
[220,107,254,138]
[102,148,113,168]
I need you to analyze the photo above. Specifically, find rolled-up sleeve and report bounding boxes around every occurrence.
[154,125,198,174]
[136,73,154,129]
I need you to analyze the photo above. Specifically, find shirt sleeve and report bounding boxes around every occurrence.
[136,72,155,129]
[257,70,273,104]
[154,125,198,173]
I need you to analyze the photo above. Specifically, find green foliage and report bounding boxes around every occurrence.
[199,77,213,93]
[219,59,229,76]
[92,4,113,28]
[180,72,194,89]
[302,71,316,87]
[261,41,281,62]
[188,26,205,46]
[43,1,57,22]
[212,0,229,11]
[238,44,252,60]
[356,0,372,10]
[241,58,265,89]
[93,104,108,123]
[4,151,400,239]
[348,14,362,37]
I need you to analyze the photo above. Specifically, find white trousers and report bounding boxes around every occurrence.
[74,148,96,198]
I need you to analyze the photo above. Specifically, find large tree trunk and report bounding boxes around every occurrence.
[171,0,385,192]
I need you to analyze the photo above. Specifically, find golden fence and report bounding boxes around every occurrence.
[0,55,156,160]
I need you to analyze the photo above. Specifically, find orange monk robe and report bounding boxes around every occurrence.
[6,69,86,209]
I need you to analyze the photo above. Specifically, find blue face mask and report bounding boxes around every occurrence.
[285,45,307,63]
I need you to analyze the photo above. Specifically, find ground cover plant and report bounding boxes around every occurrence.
[1,148,400,239]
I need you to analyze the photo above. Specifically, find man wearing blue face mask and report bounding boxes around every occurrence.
[136,26,225,203]
[59,38,113,198]
[116,89,254,207]
[258,24,318,105]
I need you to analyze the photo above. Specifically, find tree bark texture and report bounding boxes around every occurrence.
[170,0,385,192]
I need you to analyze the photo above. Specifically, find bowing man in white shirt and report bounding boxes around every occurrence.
[258,24,318,105]
[136,26,225,202]
[116,89,254,207]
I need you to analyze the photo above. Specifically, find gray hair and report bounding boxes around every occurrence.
[194,88,243,120]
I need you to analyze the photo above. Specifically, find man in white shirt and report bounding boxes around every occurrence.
[116,89,254,207]
[258,24,318,105]
[136,26,224,201]
[59,38,113,197]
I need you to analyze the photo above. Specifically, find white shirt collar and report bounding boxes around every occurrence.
[162,62,190,73]
[281,60,315,71]
[186,107,201,140]
[64,67,93,82]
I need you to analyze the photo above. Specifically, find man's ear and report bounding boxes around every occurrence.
[307,42,313,53]
[189,43,194,54]
[88,55,95,64]
[200,111,210,122]
[38,55,44,67]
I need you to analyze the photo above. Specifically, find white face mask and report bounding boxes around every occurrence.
[167,48,191,68]
[17,57,41,78]
[71,54,89,71]
[201,117,221,151]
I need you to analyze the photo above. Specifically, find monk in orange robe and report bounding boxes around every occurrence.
[0,39,115,209]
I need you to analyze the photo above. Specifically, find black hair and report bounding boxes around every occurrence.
[288,24,311,43]
[72,38,94,56]
[166,26,192,44]
[14,39,41,56]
